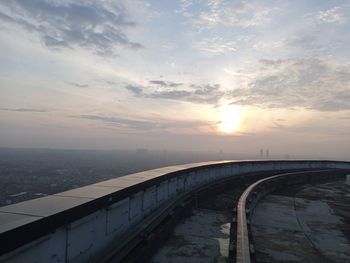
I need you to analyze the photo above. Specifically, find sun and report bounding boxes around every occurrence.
[219,105,242,134]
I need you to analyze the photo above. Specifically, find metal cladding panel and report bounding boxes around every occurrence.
[273,161,282,171]
[209,168,216,181]
[301,162,310,169]
[264,162,274,171]
[198,171,203,185]
[257,162,265,172]
[190,172,197,186]
[2,227,67,263]
[196,170,203,184]
[214,168,222,179]
[325,162,333,168]
[280,161,288,170]
[185,172,195,190]
[157,181,169,204]
[89,210,109,259]
[309,162,317,168]
[201,169,208,183]
[300,162,307,168]
[258,162,269,171]
[340,162,350,169]
[239,163,248,174]
[224,165,231,177]
[143,186,157,214]
[168,178,177,197]
[246,163,254,173]
[176,175,185,193]
[203,169,210,182]
[221,166,227,177]
[231,164,240,176]
[322,162,331,168]
[194,171,201,185]
[183,174,189,191]
[67,214,95,262]
[129,192,144,224]
[254,163,264,172]
[106,198,129,235]
[337,162,345,169]
[294,162,303,169]
[196,169,204,184]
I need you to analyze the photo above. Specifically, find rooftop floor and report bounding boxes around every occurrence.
[251,179,350,262]
[151,180,246,263]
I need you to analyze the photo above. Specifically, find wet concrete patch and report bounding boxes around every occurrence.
[252,195,300,231]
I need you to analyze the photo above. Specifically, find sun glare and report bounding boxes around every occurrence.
[219,105,242,134]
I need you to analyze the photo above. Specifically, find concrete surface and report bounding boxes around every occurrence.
[251,179,350,262]
[151,209,230,263]
[151,181,247,263]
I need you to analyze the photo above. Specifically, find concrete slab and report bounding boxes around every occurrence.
[54,185,123,199]
[251,180,350,262]
[151,209,230,263]
[0,212,41,234]
[0,195,91,217]
[252,195,300,231]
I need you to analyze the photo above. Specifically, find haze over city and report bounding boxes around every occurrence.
[0,0,349,160]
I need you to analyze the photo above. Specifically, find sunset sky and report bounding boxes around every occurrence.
[0,0,349,159]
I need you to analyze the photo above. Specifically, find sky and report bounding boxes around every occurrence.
[0,0,349,160]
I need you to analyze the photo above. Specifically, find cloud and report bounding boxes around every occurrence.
[229,57,350,111]
[195,37,236,54]
[316,6,346,24]
[125,82,223,104]
[0,108,49,113]
[149,80,183,87]
[0,0,143,55]
[78,114,213,133]
[181,1,271,28]
[79,114,159,131]
[69,82,89,88]
[125,84,143,95]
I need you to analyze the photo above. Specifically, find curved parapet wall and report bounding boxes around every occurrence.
[0,160,349,262]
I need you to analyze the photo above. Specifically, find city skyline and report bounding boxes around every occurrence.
[0,0,349,159]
